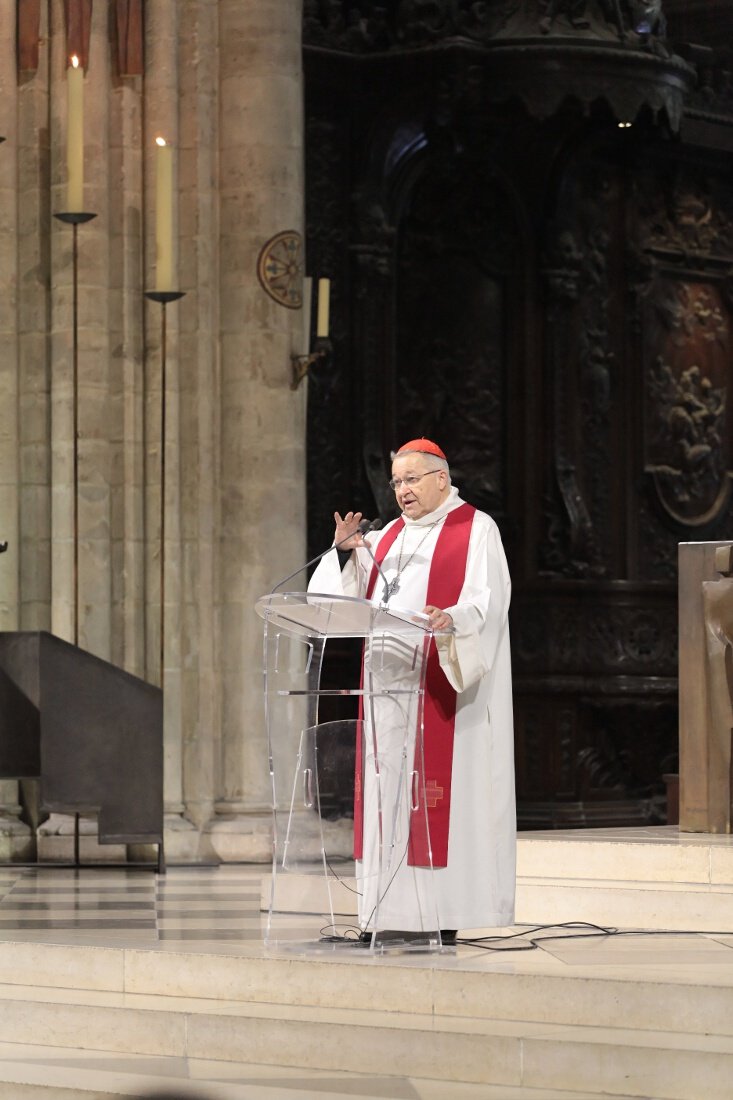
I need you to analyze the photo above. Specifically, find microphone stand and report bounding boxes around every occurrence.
[270,519,381,593]
[359,532,394,606]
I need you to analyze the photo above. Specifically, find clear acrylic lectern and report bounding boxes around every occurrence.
[255,591,448,954]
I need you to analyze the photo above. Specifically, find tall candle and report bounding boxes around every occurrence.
[301,276,313,355]
[155,137,173,292]
[316,277,330,338]
[66,55,84,212]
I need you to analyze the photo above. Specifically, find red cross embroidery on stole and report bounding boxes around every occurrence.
[425,779,444,808]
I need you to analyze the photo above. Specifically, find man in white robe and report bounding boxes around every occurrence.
[309,438,515,937]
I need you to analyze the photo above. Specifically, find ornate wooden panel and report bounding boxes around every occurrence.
[394,158,521,526]
[303,2,733,829]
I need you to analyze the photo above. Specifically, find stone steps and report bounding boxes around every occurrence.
[3,937,733,1036]
[267,827,733,932]
[1,830,732,1099]
[0,1040,646,1100]
[516,829,733,932]
[0,939,730,1098]
[0,977,731,1099]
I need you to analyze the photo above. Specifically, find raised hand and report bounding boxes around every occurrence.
[333,511,366,550]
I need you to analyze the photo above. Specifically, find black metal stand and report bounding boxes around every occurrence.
[144,290,186,689]
[54,211,97,647]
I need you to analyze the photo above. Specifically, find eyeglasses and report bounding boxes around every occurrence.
[388,470,442,491]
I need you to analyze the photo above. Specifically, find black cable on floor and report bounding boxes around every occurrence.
[456,921,733,952]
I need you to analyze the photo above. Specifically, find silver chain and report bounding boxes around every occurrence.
[382,519,443,602]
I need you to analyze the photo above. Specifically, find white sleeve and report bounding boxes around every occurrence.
[307,523,400,599]
[308,546,370,598]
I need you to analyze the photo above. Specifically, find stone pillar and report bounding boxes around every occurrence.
[1,0,308,863]
[0,3,32,858]
[48,0,114,658]
[176,0,220,845]
[143,0,195,857]
[204,0,307,860]
[42,1,143,854]
[109,2,146,679]
[18,5,52,638]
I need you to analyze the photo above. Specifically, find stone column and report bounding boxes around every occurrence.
[176,0,220,846]
[42,1,142,855]
[48,0,114,658]
[143,0,196,857]
[109,4,146,679]
[0,3,32,858]
[204,0,307,859]
[17,4,52,637]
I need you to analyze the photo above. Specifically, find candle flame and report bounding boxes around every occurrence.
[71,55,80,69]
[156,137,167,147]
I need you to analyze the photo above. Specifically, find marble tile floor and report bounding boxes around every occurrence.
[0,849,730,1098]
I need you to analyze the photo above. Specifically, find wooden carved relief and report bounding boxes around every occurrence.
[303,0,671,50]
[352,185,397,523]
[644,280,731,525]
[305,114,356,560]
[394,156,519,522]
[516,694,675,827]
[304,2,730,829]
[630,159,733,566]
[578,699,676,806]
[513,595,678,677]
[540,150,624,579]
[636,161,733,258]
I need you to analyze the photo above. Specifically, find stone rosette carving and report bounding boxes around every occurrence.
[514,598,678,676]
[256,230,303,309]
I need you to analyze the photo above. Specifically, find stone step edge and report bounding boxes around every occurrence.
[1,981,733,1056]
[263,873,733,921]
[0,1045,649,1100]
[0,1037,496,1100]
[518,876,733,894]
[1,997,733,1099]
[1,940,733,1034]
[516,881,733,932]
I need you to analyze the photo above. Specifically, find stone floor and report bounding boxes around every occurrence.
[0,828,730,1097]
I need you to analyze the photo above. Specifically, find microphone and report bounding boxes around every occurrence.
[357,520,395,604]
[269,517,382,593]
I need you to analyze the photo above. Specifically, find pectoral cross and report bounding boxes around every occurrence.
[382,575,400,602]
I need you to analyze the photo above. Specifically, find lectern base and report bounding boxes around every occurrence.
[264,926,450,956]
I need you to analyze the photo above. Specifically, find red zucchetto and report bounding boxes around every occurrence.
[395,438,447,460]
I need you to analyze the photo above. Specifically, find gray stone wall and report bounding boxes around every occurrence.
[0,0,305,861]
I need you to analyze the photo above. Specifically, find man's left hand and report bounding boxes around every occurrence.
[423,605,454,632]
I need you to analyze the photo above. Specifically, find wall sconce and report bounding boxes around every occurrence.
[291,339,329,390]
[291,277,330,390]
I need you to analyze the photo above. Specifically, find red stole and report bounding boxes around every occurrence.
[354,502,475,868]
